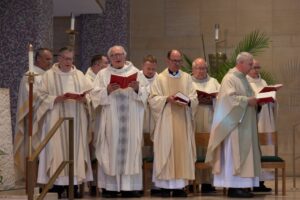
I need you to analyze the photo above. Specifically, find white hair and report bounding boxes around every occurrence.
[236,52,253,64]
[107,45,127,57]
[192,58,207,68]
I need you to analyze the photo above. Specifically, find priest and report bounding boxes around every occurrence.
[247,59,275,192]
[36,46,93,198]
[90,45,148,198]
[205,52,261,198]
[148,49,198,197]
[191,57,220,193]
[14,48,53,180]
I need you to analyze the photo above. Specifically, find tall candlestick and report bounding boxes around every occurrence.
[215,24,220,41]
[70,13,75,30]
[28,44,34,72]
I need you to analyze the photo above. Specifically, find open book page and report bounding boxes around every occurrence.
[64,89,92,100]
[174,92,190,104]
[259,84,283,93]
[110,72,138,89]
[256,91,276,104]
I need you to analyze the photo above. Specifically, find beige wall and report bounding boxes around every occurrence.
[130,0,300,176]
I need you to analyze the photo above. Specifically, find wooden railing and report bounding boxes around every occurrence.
[27,117,74,200]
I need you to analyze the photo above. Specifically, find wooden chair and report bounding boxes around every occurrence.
[142,133,154,195]
[193,132,211,194]
[259,132,286,195]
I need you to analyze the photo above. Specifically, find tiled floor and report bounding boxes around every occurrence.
[64,177,300,199]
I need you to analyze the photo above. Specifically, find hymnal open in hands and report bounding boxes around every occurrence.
[64,89,91,100]
[110,72,138,89]
[256,91,276,104]
[174,92,190,104]
[196,90,218,98]
[259,84,283,93]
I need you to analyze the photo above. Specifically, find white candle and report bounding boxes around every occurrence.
[215,24,220,41]
[70,13,75,30]
[28,44,34,72]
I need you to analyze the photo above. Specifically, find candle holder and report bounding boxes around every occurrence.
[65,29,78,48]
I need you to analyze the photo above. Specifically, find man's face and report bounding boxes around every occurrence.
[37,50,53,70]
[143,61,157,78]
[248,60,261,79]
[109,47,126,69]
[241,59,253,74]
[58,51,74,70]
[192,60,208,80]
[93,56,109,74]
[167,51,182,72]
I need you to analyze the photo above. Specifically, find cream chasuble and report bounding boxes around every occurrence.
[85,67,97,83]
[14,65,46,180]
[149,69,198,188]
[205,68,261,188]
[90,62,148,191]
[36,63,93,185]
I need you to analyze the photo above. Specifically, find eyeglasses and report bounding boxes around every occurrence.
[60,56,73,61]
[169,59,182,63]
[110,53,124,58]
[253,66,261,70]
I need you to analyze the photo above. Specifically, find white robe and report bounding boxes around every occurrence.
[36,63,93,185]
[85,67,97,84]
[192,75,220,184]
[14,65,46,180]
[206,68,260,188]
[90,61,148,191]
[247,75,276,181]
[149,69,198,189]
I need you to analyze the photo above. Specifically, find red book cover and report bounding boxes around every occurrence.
[259,84,283,93]
[64,89,91,100]
[110,72,138,89]
[196,90,218,98]
[256,91,276,104]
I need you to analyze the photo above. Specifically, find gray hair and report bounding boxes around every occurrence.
[236,52,253,64]
[192,58,207,69]
[107,45,127,57]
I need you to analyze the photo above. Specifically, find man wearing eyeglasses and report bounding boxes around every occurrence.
[90,45,148,198]
[191,58,220,194]
[247,59,275,193]
[36,46,93,198]
[149,49,198,197]
[85,54,109,83]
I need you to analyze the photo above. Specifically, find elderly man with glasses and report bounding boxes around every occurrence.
[90,45,148,198]
[148,49,198,197]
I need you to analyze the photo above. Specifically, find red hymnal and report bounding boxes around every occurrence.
[256,91,276,104]
[64,89,91,100]
[259,84,283,93]
[110,72,138,89]
[196,90,218,98]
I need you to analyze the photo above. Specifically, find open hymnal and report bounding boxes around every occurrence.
[196,90,218,98]
[256,91,276,104]
[259,84,283,93]
[64,89,92,100]
[110,72,138,89]
[174,92,190,104]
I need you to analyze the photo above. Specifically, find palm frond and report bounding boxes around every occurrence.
[260,70,276,85]
[182,53,193,74]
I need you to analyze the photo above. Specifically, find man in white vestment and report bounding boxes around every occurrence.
[36,47,93,198]
[247,59,275,192]
[191,58,220,193]
[148,49,198,197]
[90,45,148,198]
[138,55,158,136]
[14,48,53,180]
[205,52,261,198]
[85,54,109,83]
[85,54,109,196]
